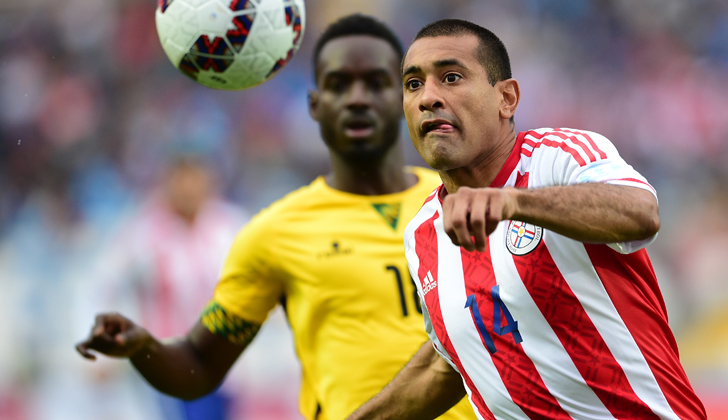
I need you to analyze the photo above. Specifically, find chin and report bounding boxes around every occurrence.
[422,156,449,171]
[339,146,387,163]
[421,148,458,171]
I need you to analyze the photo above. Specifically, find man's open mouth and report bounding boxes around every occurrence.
[344,120,375,138]
[422,119,456,135]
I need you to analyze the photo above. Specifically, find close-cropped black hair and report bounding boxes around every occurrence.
[313,14,403,83]
[413,19,511,86]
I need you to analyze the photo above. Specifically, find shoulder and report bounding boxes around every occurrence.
[115,196,171,243]
[203,198,250,227]
[407,165,441,186]
[403,186,441,249]
[229,180,322,247]
[405,165,442,202]
[520,127,618,165]
[247,178,323,224]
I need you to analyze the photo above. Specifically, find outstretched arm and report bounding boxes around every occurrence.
[76,313,257,400]
[444,183,660,252]
[347,342,465,420]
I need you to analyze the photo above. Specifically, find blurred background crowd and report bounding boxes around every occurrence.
[0,0,727,419]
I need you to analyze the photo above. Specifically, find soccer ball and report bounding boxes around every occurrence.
[155,0,305,90]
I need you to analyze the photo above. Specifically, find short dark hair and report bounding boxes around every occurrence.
[313,14,403,83]
[413,19,511,86]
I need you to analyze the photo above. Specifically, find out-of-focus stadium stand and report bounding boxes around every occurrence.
[0,0,726,419]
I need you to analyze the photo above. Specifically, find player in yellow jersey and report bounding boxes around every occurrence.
[76,14,475,420]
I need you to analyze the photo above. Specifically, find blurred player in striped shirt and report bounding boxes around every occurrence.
[89,155,249,420]
[348,19,706,420]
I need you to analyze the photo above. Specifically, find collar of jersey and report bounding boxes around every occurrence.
[437,131,526,204]
[316,166,427,201]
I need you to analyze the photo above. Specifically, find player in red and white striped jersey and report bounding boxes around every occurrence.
[348,19,705,420]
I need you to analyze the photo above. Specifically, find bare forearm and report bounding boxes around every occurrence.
[512,183,660,243]
[130,320,249,399]
[78,315,249,401]
[348,343,465,420]
[129,336,217,400]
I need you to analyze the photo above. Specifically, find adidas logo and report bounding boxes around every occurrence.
[422,270,437,295]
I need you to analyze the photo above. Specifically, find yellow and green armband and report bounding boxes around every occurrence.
[201,300,261,346]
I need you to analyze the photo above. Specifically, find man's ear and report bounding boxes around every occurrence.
[308,89,320,121]
[498,79,520,121]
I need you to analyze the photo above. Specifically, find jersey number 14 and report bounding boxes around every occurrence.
[465,285,523,354]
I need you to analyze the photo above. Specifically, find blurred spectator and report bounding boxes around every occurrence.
[91,155,249,420]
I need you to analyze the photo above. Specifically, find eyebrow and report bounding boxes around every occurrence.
[401,58,468,79]
[323,68,392,81]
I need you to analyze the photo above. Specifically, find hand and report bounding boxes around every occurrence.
[442,187,518,252]
[76,313,152,361]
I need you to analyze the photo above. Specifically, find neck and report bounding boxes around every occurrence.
[440,125,517,194]
[173,208,197,225]
[325,145,417,195]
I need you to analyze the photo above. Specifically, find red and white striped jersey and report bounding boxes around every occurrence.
[404,128,706,420]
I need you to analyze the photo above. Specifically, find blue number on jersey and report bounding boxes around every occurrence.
[465,285,523,354]
[465,294,497,354]
[491,285,523,344]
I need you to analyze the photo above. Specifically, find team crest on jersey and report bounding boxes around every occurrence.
[506,220,543,256]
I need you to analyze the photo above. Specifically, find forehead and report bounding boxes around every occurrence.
[402,35,480,73]
[317,35,400,76]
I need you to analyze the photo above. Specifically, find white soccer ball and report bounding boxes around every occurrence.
[155,0,305,90]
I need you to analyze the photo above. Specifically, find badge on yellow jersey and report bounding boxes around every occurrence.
[372,203,401,230]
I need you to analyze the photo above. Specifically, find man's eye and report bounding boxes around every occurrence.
[406,80,422,90]
[444,74,461,83]
[368,77,388,91]
[325,78,348,92]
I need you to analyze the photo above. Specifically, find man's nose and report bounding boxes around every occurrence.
[418,79,444,112]
[346,80,371,109]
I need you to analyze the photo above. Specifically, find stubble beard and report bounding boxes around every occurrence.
[324,120,401,166]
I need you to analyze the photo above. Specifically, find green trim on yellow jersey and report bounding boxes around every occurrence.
[371,202,402,230]
[201,300,261,346]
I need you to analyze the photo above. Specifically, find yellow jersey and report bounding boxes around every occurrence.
[210,166,476,420]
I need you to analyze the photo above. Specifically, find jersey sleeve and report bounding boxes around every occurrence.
[525,128,658,253]
[209,210,285,325]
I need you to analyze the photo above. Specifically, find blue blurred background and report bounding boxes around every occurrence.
[1,0,727,419]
